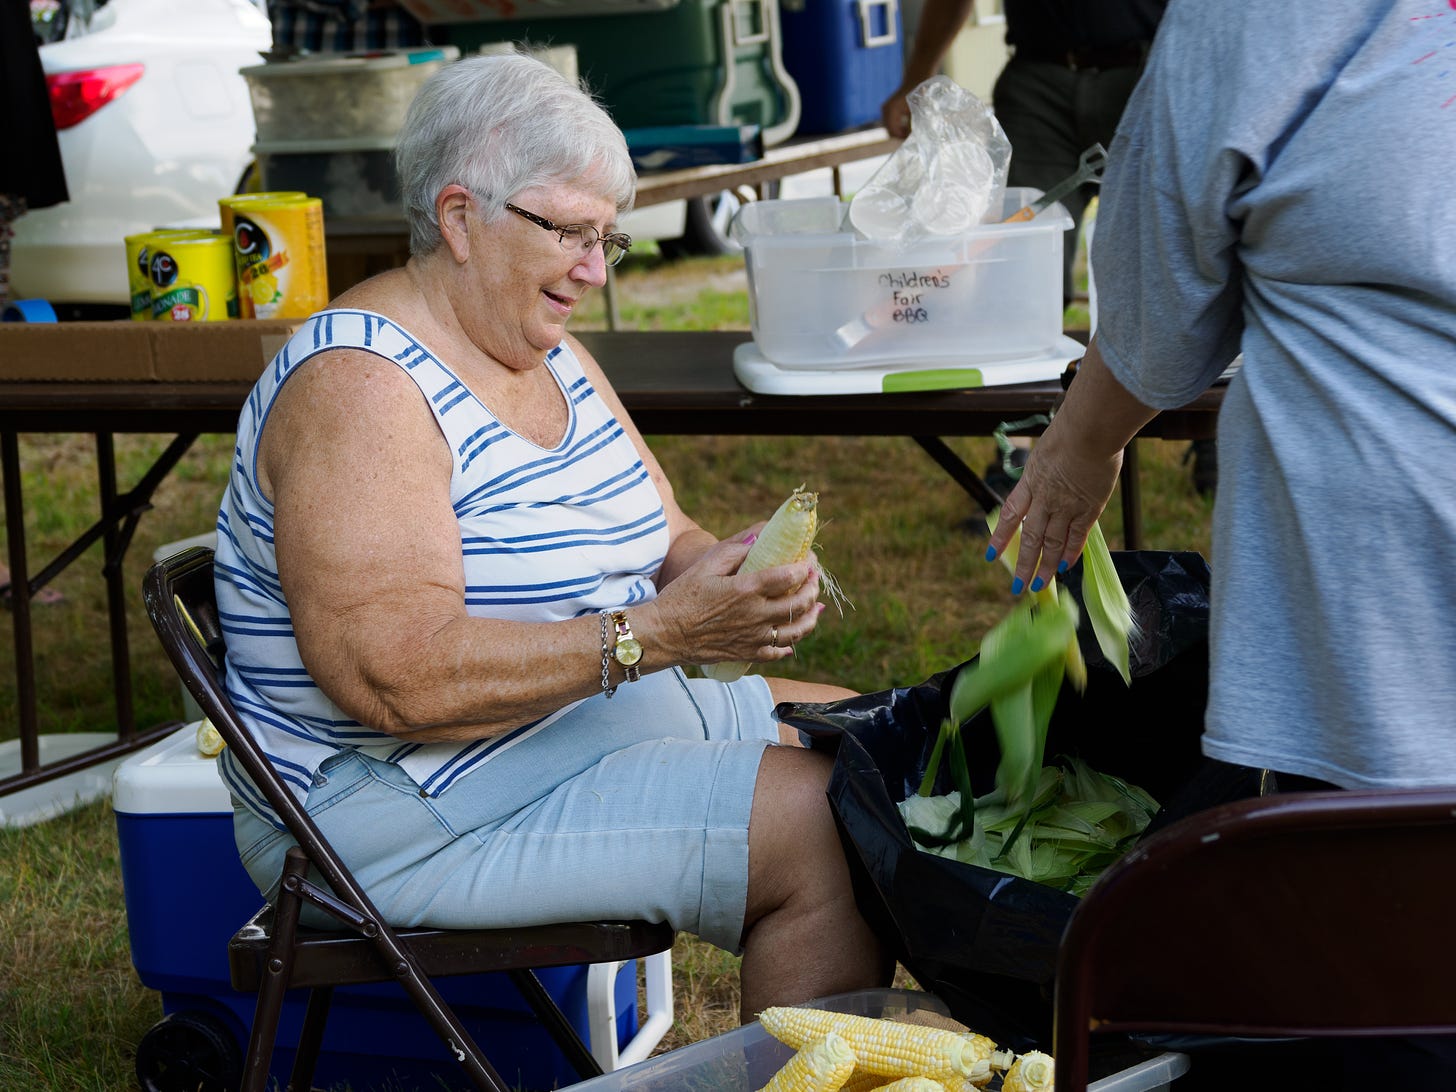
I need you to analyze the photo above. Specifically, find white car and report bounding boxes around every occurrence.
[12,0,271,316]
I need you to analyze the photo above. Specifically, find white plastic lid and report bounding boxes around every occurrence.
[240,45,458,79]
[112,725,233,815]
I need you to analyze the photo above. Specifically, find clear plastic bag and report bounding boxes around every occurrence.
[849,76,1012,244]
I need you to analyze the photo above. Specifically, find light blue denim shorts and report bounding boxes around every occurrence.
[232,668,780,952]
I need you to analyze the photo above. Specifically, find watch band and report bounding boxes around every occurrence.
[609,609,642,683]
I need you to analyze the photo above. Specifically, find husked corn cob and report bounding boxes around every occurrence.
[867,1078,947,1092]
[759,1008,994,1083]
[1000,1050,1055,1092]
[757,1032,857,1092]
[841,1069,890,1092]
[703,487,827,684]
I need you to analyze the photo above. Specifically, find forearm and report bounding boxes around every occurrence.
[657,525,718,587]
[1043,336,1159,463]
[327,610,653,743]
[898,0,977,90]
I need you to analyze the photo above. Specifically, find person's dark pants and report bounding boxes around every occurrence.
[992,56,1144,304]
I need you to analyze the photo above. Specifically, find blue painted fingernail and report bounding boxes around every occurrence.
[1030,576,1045,592]
[984,545,997,562]
[1057,559,1069,574]
[1011,577,1024,596]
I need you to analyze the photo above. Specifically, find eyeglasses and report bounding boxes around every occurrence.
[504,202,632,267]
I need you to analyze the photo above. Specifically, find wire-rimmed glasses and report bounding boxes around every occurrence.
[504,202,632,267]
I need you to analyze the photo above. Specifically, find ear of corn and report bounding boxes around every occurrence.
[756,1032,857,1092]
[946,594,1079,729]
[1000,1051,1054,1092]
[758,1008,994,1083]
[865,1079,948,1092]
[703,486,845,683]
[1081,520,1138,685]
[986,513,1086,693]
[841,1068,892,1092]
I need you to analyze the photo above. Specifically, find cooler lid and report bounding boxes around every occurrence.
[112,725,233,816]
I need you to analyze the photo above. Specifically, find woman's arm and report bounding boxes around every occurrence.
[258,343,825,744]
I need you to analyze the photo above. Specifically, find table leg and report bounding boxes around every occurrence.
[3,430,39,770]
[0,431,200,796]
[1120,439,1143,550]
[912,436,1004,514]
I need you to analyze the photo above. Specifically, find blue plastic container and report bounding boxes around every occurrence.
[780,0,904,134]
[113,728,640,1091]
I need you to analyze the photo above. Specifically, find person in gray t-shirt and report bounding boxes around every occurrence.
[988,4,1455,1080]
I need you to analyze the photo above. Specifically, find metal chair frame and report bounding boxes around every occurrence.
[144,546,675,1092]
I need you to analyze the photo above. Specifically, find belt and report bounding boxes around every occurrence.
[1014,40,1149,71]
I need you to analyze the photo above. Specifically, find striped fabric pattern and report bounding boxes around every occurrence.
[215,310,669,823]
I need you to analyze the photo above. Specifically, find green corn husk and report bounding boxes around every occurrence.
[900,758,1159,894]
[1081,520,1139,685]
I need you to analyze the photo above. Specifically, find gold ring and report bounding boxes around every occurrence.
[771,625,779,647]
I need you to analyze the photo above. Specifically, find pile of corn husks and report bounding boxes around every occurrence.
[899,756,1157,896]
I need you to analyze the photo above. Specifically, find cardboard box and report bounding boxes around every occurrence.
[0,320,299,383]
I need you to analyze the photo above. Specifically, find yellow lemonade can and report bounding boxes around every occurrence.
[221,194,329,319]
[144,231,239,322]
[124,229,217,321]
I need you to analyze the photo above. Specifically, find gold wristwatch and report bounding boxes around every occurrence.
[608,610,642,683]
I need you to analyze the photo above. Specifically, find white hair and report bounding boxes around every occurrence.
[393,50,636,256]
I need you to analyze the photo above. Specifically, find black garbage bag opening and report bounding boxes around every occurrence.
[778,551,1268,1050]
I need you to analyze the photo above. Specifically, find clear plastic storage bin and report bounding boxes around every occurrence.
[733,188,1072,369]
[567,988,1191,1091]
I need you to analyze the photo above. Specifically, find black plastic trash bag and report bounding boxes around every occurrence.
[778,551,1262,1050]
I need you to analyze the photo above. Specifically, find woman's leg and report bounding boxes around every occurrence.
[738,744,892,1021]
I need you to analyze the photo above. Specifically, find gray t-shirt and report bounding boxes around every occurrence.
[1092,0,1456,787]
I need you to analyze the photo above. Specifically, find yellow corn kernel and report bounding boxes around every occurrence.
[758,1008,991,1083]
[868,1079,947,1092]
[757,1032,857,1092]
[703,486,822,684]
[840,1069,889,1092]
[1001,1051,1055,1092]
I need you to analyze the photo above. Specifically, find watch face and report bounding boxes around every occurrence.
[614,636,643,667]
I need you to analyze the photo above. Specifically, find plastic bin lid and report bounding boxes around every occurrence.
[241,45,459,79]
[112,725,233,816]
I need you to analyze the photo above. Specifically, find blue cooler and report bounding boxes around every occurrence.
[113,727,670,1091]
[780,0,904,134]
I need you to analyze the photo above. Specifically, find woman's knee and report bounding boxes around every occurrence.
[744,746,847,916]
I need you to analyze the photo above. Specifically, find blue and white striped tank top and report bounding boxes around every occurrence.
[214,310,669,822]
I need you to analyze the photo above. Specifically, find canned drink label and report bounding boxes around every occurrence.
[147,232,238,322]
[223,195,329,319]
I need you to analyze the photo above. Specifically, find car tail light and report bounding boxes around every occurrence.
[47,63,146,130]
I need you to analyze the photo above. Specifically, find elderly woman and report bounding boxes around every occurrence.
[214,52,890,1020]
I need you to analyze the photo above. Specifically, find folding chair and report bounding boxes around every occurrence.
[1053,784,1456,1090]
[143,546,676,1092]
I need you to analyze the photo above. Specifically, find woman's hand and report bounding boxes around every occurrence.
[986,425,1123,595]
[647,529,826,668]
[984,339,1160,594]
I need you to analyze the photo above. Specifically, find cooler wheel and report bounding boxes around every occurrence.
[135,1009,243,1092]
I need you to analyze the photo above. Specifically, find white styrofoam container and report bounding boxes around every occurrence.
[733,188,1072,369]
[241,47,459,145]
